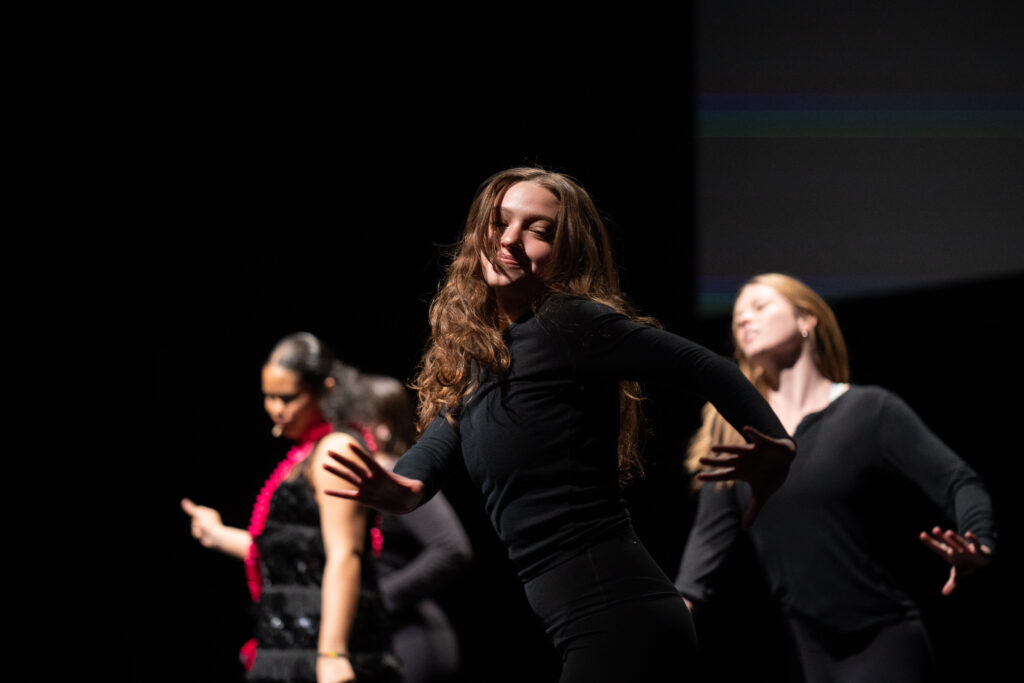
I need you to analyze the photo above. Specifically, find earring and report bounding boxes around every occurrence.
[801,329,810,339]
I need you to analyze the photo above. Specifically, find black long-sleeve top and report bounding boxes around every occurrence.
[394,295,788,582]
[675,384,997,633]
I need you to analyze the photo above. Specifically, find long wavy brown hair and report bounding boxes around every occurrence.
[411,166,657,483]
[685,273,850,483]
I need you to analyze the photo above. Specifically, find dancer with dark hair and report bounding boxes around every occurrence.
[321,168,797,682]
[675,273,997,683]
[182,332,401,683]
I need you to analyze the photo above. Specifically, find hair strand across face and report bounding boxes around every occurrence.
[412,167,659,483]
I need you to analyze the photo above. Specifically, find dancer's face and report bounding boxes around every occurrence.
[479,181,557,308]
[732,283,807,364]
[262,364,322,440]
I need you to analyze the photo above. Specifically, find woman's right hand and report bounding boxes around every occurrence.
[324,441,425,515]
[181,498,226,548]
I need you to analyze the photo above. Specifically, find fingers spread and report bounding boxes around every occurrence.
[324,488,360,500]
[710,443,753,455]
[700,453,741,466]
[328,450,372,479]
[348,441,379,466]
[696,468,737,482]
[940,528,970,554]
[742,425,767,441]
[323,462,363,486]
[919,530,952,556]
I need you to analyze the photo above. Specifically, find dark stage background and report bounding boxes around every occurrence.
[127,4,1021,682]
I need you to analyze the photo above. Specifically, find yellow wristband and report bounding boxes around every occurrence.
[318,651,349,659]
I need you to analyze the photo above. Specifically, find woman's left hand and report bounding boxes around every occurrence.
[698,425,796,529]
[918,527,993,595]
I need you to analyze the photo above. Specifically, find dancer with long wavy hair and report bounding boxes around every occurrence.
[323,168,796,682]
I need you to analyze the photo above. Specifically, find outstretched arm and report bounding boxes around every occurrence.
[919,527,993,596]
[559,301,795,526]
[877,390,997,596]
[180,498,252,560]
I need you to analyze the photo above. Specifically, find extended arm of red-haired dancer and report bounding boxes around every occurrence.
[919,527,993,596]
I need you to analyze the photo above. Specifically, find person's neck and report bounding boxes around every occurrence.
[494,291,535,329]
[763,354,833,432]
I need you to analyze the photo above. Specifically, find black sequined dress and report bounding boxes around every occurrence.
[247,461,402,683]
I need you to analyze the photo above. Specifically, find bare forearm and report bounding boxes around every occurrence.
[207,525,253,560]
[318,551,362,654]
[182,499,253,560]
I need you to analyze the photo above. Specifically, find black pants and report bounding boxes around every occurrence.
[523,526,698,683]
[788,615,936,683]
